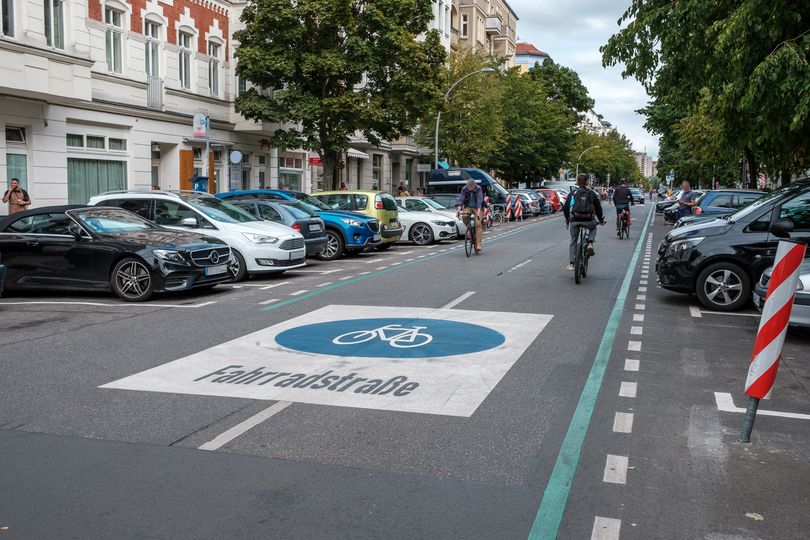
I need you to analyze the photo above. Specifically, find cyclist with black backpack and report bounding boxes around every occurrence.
[562,173,605,271]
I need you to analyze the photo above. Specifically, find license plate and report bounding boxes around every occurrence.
[373,234,381,241]
[290,249,306,260]
[391,220,400,228]
[205,264,227,276]
[308,224,321,232]
[753,293,762,309]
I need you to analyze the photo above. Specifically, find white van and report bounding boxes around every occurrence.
[540,180,577,193]
[89,191,306,280]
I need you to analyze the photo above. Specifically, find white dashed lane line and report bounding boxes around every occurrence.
[624,359,639,372]
[603,454,629,484]
[612,412,634,434]
[258,298,280,306]
[627,341,641,351]
[260,281,292,291]
[289,290,309,296]
[619,381,637,398]
[592,516,621,540]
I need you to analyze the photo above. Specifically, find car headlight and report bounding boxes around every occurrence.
[340,218,363,227]
[153,249,187,264]
[431,220,450,226]
[668,237,705,254]
[242,232,279,244]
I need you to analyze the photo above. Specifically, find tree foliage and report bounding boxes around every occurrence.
[602,0,810,187]
[234,0,446,189]
[528,58,595,120]
[571,130,643,185]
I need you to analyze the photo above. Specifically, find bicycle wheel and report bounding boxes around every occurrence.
[581,228,590,278]
[492,212,504,227]
[574,233,583,284]
[465,229,473,257]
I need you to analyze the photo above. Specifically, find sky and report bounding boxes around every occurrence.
[509,0,660,158]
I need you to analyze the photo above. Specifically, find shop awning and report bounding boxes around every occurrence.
[347,148,370,160]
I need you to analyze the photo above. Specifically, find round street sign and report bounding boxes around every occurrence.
[229,150,243,164]
[275,318,506,358]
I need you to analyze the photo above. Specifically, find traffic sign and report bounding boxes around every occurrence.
[192,113,208,139]
[101,305,552,417]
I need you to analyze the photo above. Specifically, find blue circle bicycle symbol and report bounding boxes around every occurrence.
[275,318,505,358]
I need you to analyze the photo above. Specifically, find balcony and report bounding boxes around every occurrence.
[485,17,503,35]
[147,76,163,110]
[450,27,459,50]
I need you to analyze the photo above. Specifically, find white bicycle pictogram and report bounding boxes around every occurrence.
[332,324,433,349]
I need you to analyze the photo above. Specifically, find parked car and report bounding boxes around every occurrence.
[217,190,381,261]
[656,190,682,213]
[311,191,403,250]
[536,189,562,212]
[395,205,457,245]
[425,193,461,209]
[0,205,235,301]
[656,181,810,311]
[629,188,646,204]
[0,262,5,299]
[227,199,328,256]
[395,196,466,235]
[556,190,569,207]
[753,259,810,327]
[89,191,306,281]
[511,190,545,216]
[665,190,763,224]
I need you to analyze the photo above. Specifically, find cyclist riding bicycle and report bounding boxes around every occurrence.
[456,178,484,253]
[563,173,605,271]
[611,180,634,236]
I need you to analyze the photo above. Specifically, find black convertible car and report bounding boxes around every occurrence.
[0,205,235,301]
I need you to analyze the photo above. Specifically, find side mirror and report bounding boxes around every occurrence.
[770,218,794,238]
[68,222,84,240]
[180,217,197,227]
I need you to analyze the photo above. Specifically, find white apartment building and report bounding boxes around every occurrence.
[0,0,318,215]
[634,151,654,178]
[456,0,518,67]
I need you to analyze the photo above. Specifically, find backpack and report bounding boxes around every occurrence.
[571,187,595,220]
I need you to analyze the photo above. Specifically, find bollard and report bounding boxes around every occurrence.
[739,396,760,443]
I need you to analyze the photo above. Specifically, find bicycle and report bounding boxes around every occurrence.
[618,209,630,239]
[571,220,605,284]
[332,324,433,349]
[460,211,479,257]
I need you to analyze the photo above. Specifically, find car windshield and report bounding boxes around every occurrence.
[75,208,157,233]
[397,205,412,213]
[287,192,331,211]
[422,198,447,210]
[281,201,318,219]
[183,196,258,223]
[728,184,796,223]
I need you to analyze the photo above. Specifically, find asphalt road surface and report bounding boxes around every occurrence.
[2,204,808,539]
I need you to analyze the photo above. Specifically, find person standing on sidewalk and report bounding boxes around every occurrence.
[2,178,31,215]
[456,178,484,253]
[675,181,698,220]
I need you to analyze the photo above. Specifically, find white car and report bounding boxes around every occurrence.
[89,191,307,280]
[395,205,457,245]
[395,196,466,235]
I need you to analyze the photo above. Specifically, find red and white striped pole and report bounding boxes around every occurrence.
[514,196,523,220]
[504,194,513,220]
[740,239,806,442]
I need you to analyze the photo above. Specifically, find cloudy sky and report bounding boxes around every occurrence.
[509,0,659,157]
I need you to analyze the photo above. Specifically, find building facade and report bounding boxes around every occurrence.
[515,42,549,73]
[634,151,654,178]
[456,0,518,67]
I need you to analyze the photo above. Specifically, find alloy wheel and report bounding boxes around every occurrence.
[115,261,151,299]
[323,235,340,258]
[411,224,433,245]
[703,269,744,306]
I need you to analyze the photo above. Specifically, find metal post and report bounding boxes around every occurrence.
[434,111,442,170]
[739,396,760,443]
[204,115,211,192]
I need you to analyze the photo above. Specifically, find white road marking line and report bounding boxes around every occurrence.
[390,261,402,266]
[289,290,309,296]
[638,286,647,292]
[316,282,333,287]
[613,412,634,433]
[591,516,621,540]
[636,294,646,301]
[289,268,343,274]
[258,298,280,305]
[199,401,292,451]
[628,341,641,351]
[640,280,648,285]
[507,259,533,272]
[364,257,391,264]
[0,300,217,309]
[233,283,285,288]
[635,303,645,310]
[630,326,643,335]
[714,392,810,420]
[619,381,638,398]
[417,255,427,259]
[338,276,354,281]
[603,454,629,484]
[441,291,476,309]
[633,314,644,322]
[376,266,388,270]
[700,310,760,318]
[689,306,703,318]
[259,281,292,291]
[624,359,639,372]
[358,271,371,275]
[397,250,414,255]
[405,258,415,262]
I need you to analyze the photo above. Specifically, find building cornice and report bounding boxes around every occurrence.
[0,39,95,67]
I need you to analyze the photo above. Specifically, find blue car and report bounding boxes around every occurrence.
[217,190,381,260]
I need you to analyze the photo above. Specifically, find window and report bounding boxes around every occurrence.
[2,0,14,37]
[461,14,468,37]
[405,199,428,212]
[67,159,126,204]
[318,194,353,211]
[119,199,152,220]
[108,138,126,151]
[105,7,123,73]
[372,154,382,186]
[44,0,64,49]
[258,170,266,188]
[178,30,192,89]
[86,136,105,149]
[154,200,198,226]
[66,134,83,147]
[779,192,810,231]
[258,204,283,222]
[282,156,303,169]
[30,213,71,235]
[208,41,220,96]
[236,75,247,97]
[258,155,266,165]
[5,127,25,143]
[708,194,735,209]
[144,20,160,77]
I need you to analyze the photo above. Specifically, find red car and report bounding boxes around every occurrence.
[536,189,561,212]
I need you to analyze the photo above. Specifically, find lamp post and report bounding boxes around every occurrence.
[574,145,600,180]
[434,68,497,170]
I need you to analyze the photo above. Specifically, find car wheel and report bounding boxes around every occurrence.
[410,223,434,245]
[696,262,751,311]
[376,243,393,251]
[317,230,344,261]
[111,257,154,302]
[230,250,248,282]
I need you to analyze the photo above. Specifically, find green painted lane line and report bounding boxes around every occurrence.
[260,216,558,312]
[527,207,653,540]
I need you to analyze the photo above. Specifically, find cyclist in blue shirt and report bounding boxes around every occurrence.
[456,178,484,253]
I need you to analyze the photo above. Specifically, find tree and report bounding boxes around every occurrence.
[486,70,575,185]
[528,58,594,121]
[602,1,810,187]
[570,130,641,185]
[234,0,446,189]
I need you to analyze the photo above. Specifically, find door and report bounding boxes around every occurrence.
[777,190,810,245]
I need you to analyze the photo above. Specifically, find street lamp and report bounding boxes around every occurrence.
[434,68,497,170]
[574,145,600,179]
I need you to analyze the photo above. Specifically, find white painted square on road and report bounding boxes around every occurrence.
[101,305,552,417]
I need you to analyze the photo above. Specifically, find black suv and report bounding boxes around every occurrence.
[656,181,810,311]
